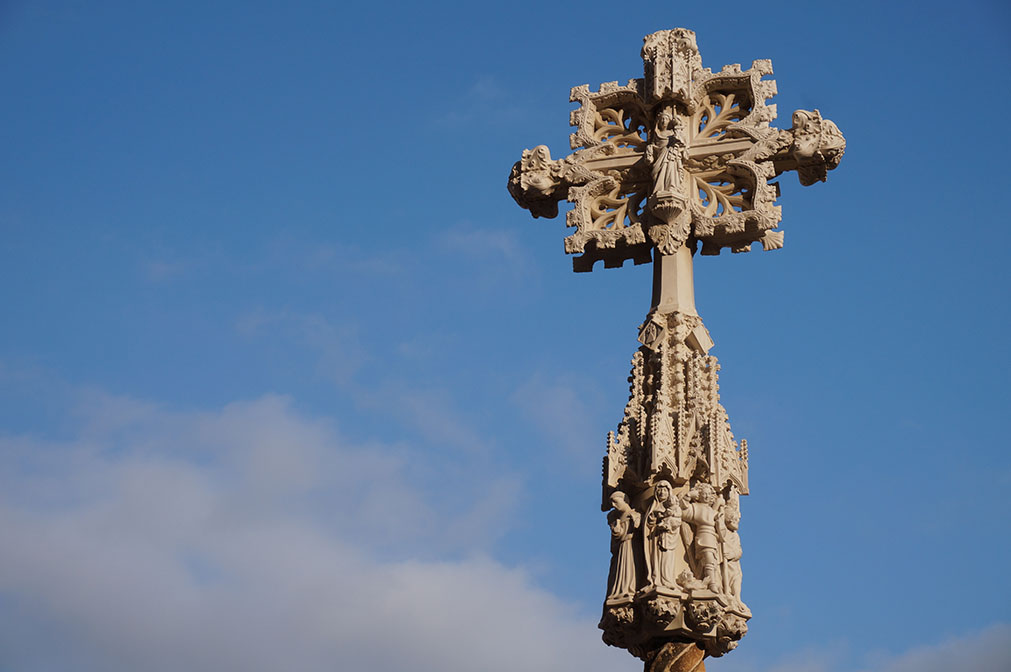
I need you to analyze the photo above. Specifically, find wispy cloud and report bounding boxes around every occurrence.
[236,310,369,385]
[235,309,496,460]
[430,75,532,127]
[439,225,528,269]
[512,372,607,466]
[143,258,189,281]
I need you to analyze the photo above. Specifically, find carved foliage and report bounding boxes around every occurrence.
[566,182,648,254]
[570,81,647,151]
[685,600,722,633]
[709,613,748,657]
[644,597,680,625]
[599,604,637,650]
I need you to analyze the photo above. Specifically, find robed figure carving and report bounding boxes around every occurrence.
[644,103,691,252]
[606,491,641,602]
[645,103,686,196]
[720,497,745,611]
[643,480,681,591]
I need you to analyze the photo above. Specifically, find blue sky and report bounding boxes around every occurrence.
[0,1,1009,670]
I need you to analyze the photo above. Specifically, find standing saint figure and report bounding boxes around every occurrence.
[645,103,686,197]
[644,102,691,250]
[680,483,722,592]
[719,497,745,610]
[644,479,681,591]
[606,491,641,602]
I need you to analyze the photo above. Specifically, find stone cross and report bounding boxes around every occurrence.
[508,28,845,671]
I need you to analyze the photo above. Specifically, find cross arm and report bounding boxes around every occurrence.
[508,109,845,268]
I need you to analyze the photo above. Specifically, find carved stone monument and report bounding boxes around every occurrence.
[508,28,845,671]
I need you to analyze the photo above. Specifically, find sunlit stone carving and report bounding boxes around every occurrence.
[607,491,642,603]
[507,27,845,671]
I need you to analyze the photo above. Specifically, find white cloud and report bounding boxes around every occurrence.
[718,624,1011,672]
[0,391,628,672]
[858,624,1011,672]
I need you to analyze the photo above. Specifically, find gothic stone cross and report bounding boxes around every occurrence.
[508,29,845,670]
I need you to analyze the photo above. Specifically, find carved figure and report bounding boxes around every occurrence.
[719,498,744,609]
[645,104,691,252]
[644,479,681,590]
[679,483,721,592]
[606,491,642,601]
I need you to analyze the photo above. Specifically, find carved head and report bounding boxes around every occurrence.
[690,482,716,505]
[789,109,847,186]
[724,498,740,530]
[610,491,631,513]
[653,479,675,505]
[656,103,674,129]
[507,145,563,218]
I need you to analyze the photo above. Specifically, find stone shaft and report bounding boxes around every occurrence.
[652,246,697,317]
